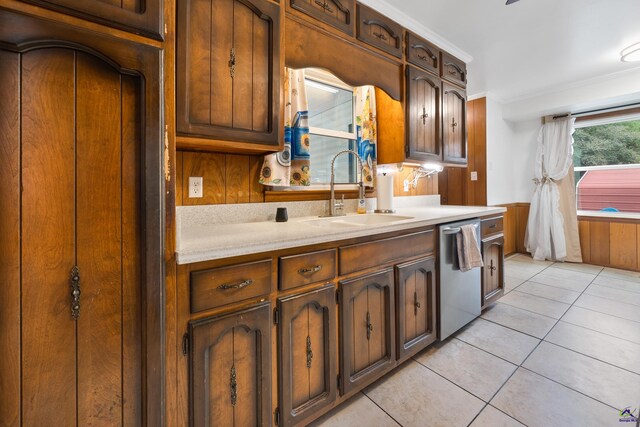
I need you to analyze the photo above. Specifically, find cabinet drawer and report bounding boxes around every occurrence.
[441,51,467,87]
[406,32,440,76]
[481,217,503,238]
[190,259,273,313]
[279,249,336,291]
[339,229,435,275]
[356,4,403,59]
[290,0,355,36]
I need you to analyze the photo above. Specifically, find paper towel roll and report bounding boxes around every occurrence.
[376,173,395,212]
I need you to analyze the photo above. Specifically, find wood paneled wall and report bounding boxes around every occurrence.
[499,203,530,256]
[579,217,640,271]
[176,151,438,206]
[501,202,640,272]
[440,97,486,206]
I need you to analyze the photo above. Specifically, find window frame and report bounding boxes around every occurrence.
[573,112,640,218]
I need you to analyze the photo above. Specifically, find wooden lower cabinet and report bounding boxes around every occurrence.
[189,303,272,427]
[277,284,337,426]
[339,269,396,395]
[395,257,437,362]
[481,235,505,309]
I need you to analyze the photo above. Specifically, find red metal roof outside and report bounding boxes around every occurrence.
[576,168,640,213]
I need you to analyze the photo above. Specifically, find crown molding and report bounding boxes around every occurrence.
[357,0,473,64]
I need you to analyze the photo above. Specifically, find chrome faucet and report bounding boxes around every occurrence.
[328,149,365,217]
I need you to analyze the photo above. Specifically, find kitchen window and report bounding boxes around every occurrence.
[305,69,358,185]
[573,114,640,214]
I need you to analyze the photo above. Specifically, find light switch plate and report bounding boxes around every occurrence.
[189,177,203,198]
[470,171,478,181]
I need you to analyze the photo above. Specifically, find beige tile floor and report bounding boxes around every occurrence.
[310,254,640,427]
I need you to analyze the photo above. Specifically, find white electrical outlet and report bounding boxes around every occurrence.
[403,179,410,192]
[189,177,203,198]
[470,171,478,181]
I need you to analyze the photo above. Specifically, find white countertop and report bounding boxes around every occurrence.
[176,205,506,265]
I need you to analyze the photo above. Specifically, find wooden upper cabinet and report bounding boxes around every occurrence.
[278,285,337,427]
[442,82,467,165]
[290,0,355,36]
[19,0,163,39]
[356,3,402,59]
[339,269,395,395]
[395,257,437,362]
[441,51,467,87]
[189,303,272,427]
[406,65,442,162]
[406,32,440,76]
[177,0,281,151]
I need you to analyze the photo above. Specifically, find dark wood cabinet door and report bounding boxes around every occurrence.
[190,303,272,427]
[339,270,395,395]
[406,65,442,162]
[441,51,467,87]
[0,45,158,426]
[395,257,437,362]
[481,236,505,309]
[406,32,440,76]
[19,0,163,39]
[278,284,337,427]
[442,82,467,165]
[290,0,355,36]
[356,3,402,58]
[177,0,281,149]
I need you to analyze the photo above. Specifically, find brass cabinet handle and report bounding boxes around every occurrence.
[414,291,421,315]
[489,224,497,229]
[298,265,322,274]
[314,0,334,13]
[445,62,464,77]
[373,31,388,41]
[70,266,81,320]
[412,44,437,62]
[228,48,236,78]
[366,311,374,340]
[230,365,237,406]
[451,117,458,132]
[306,336,313,369]
[217,279,253,290]
[490,260,496,276]
[420,107,429,125]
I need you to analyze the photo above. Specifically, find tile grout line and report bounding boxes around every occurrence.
[512,262,638,412]
[477,259,602,425]
[360,391,403,426]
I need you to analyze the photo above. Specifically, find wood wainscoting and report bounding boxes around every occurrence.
[499,202,640,272]
[498,203,530,256]
[579,216,640,272]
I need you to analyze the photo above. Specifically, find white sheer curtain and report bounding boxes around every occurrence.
[525,117,576,261]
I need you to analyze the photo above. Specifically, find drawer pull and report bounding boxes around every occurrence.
[217,279,253,290]
[489,224,497,229]
[314,0,334,13]
[298,265,322,274]
[373,31,388,41]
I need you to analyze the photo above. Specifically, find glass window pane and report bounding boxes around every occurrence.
[573,120,640,167]
[305,79,354,133]
[309,135,356,184]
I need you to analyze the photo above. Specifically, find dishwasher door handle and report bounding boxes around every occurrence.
[442,227,461,235]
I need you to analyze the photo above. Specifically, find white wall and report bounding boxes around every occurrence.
[484,97,540,205]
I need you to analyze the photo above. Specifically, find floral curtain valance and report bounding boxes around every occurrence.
[260,68,310,186]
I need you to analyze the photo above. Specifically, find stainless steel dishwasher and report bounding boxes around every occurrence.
[439,218,482,340]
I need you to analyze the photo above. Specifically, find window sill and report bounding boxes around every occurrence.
[577,210,640,223]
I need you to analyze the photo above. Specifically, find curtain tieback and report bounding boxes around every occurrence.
[532,175,555,186]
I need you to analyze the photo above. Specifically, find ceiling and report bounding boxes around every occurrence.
[367,0,640,103]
